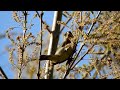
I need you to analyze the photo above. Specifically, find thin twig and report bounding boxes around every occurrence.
[81,11,82,22]
[63,42,84,79]
[36,11,44,79]
[60,17,72,32]
[87,11,101,35]
[63,11,101,79]
[72,45,94,69]
[63,44,94,79]
[18,11,28,79]
[82,65,94,79]
[0,66,8,79]
[72,11,101,70]
[36,11,52,34]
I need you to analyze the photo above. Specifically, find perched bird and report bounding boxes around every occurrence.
[39,31,76,65]
[61,31,74,47]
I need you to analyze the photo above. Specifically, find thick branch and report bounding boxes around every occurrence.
[45,11,62,79]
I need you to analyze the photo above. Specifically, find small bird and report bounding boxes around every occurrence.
[39,31,76,65]
[61,31,74,47]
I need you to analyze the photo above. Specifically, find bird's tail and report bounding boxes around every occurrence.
[39,55,62,64]
[39,55,52,60]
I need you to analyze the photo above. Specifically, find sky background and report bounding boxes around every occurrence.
[0,11,95,79]
[0,11,55,79]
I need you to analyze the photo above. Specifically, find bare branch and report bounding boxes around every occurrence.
[60,17,72,32]
[18,11,28,79]
[87,11,101,35]
[45,11,62,79]
[36,11,52,34]
[36,11,44,79]
[63,11,101,79]
[0,66,8,79]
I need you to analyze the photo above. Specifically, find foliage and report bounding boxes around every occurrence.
[0,11,120,79]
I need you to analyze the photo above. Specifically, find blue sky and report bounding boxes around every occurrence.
[0,11,55,78]
[0,11,17,78]
[0,11,94,79]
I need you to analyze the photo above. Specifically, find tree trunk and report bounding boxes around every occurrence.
[44,11,62,79]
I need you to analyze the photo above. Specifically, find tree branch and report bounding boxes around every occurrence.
[44,11,63,79]
[63,11,101,79]
[63,44,94,79]
[36,11,44,79]
[18,11,28,79]
[0,66,8,79]
[60,17,72,33]
[87,11,101,35]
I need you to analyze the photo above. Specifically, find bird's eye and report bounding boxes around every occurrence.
[68,31,71,33]
[64,32,67,36]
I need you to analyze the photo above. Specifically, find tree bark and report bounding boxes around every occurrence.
[44,11,62,79]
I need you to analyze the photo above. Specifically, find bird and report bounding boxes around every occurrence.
[39,31,76,65]
[61,31,74,47]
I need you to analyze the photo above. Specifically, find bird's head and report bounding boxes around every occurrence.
[64,31,74,39]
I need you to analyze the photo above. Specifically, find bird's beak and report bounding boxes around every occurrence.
[64,31,74,38]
